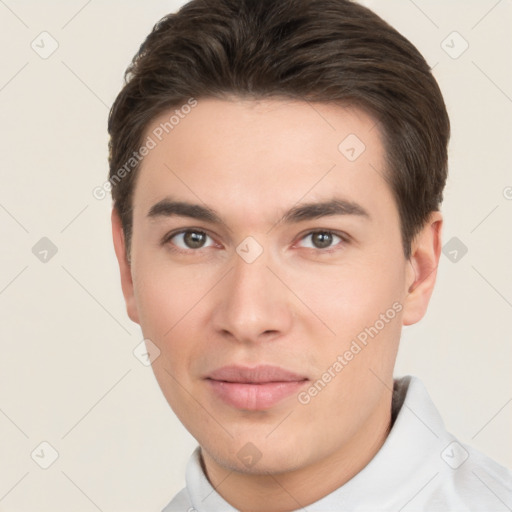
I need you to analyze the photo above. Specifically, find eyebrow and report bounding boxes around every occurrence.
[147,197,370,228]
[281,198,369,223]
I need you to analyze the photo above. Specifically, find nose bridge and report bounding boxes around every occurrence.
[212,242,292,342]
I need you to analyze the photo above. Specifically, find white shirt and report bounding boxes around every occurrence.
[162,375,512,511]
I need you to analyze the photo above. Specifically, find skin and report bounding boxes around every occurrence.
[112,98,442,512]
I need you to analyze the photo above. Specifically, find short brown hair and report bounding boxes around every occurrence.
[108,0,450,259]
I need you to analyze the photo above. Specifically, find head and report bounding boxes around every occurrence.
[109,0,449,478]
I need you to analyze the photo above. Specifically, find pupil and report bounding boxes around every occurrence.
[313,232,332,248]
[185,231,205,248]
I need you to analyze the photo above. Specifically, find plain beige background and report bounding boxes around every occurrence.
[0,1,511,510]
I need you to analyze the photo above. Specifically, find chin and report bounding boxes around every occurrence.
[225,453,304,476]
[203,436,311,475]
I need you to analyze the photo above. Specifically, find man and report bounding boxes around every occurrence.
[108,0,512,510]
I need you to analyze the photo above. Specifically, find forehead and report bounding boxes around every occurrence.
[134,98,396,229]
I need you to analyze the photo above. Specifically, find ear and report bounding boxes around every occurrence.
[402,211,443,326]
[111,208,140,324]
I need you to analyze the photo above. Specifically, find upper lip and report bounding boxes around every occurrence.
[206,365,308,383]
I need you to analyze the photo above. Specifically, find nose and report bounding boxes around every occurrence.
[210,246,294,344]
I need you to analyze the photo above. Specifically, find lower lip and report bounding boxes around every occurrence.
[206,379,308,410]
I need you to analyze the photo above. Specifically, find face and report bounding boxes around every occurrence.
[113,98,440,475]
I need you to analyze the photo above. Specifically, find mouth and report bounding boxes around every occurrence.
[205,365,309,410]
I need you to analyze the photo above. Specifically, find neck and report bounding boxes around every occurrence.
[201,399,392,512]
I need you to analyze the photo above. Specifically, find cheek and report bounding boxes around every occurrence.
[131,257,218,370]
[292,256,406,340]
[133,275,178,338]
[131,260,196,356]
[296,265,404,438]
[131,263,209,418]
[290,250,407,406]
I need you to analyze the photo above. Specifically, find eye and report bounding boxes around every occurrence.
[297,230,346,251]
[165,230,216,251]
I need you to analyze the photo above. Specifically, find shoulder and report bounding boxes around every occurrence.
[391,376,512,510]
[423,436,512,510]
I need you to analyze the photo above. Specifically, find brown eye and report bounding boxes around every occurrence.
[298,231,344,251]
[311,232,333,249]
[183,231,207,248]
[167,230,213,250]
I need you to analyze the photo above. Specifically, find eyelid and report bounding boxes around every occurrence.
[162,228,218,250]
[162,227,351,253]
[294,229,351,251]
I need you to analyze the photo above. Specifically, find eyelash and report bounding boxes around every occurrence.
[296,230,350,253]
[161,228,350,254]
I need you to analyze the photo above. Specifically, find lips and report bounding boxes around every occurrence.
[207,365,307,383]
[205,365,309,410]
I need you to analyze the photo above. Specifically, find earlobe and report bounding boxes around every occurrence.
[111,209,140,324]
[402,212,443,326]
